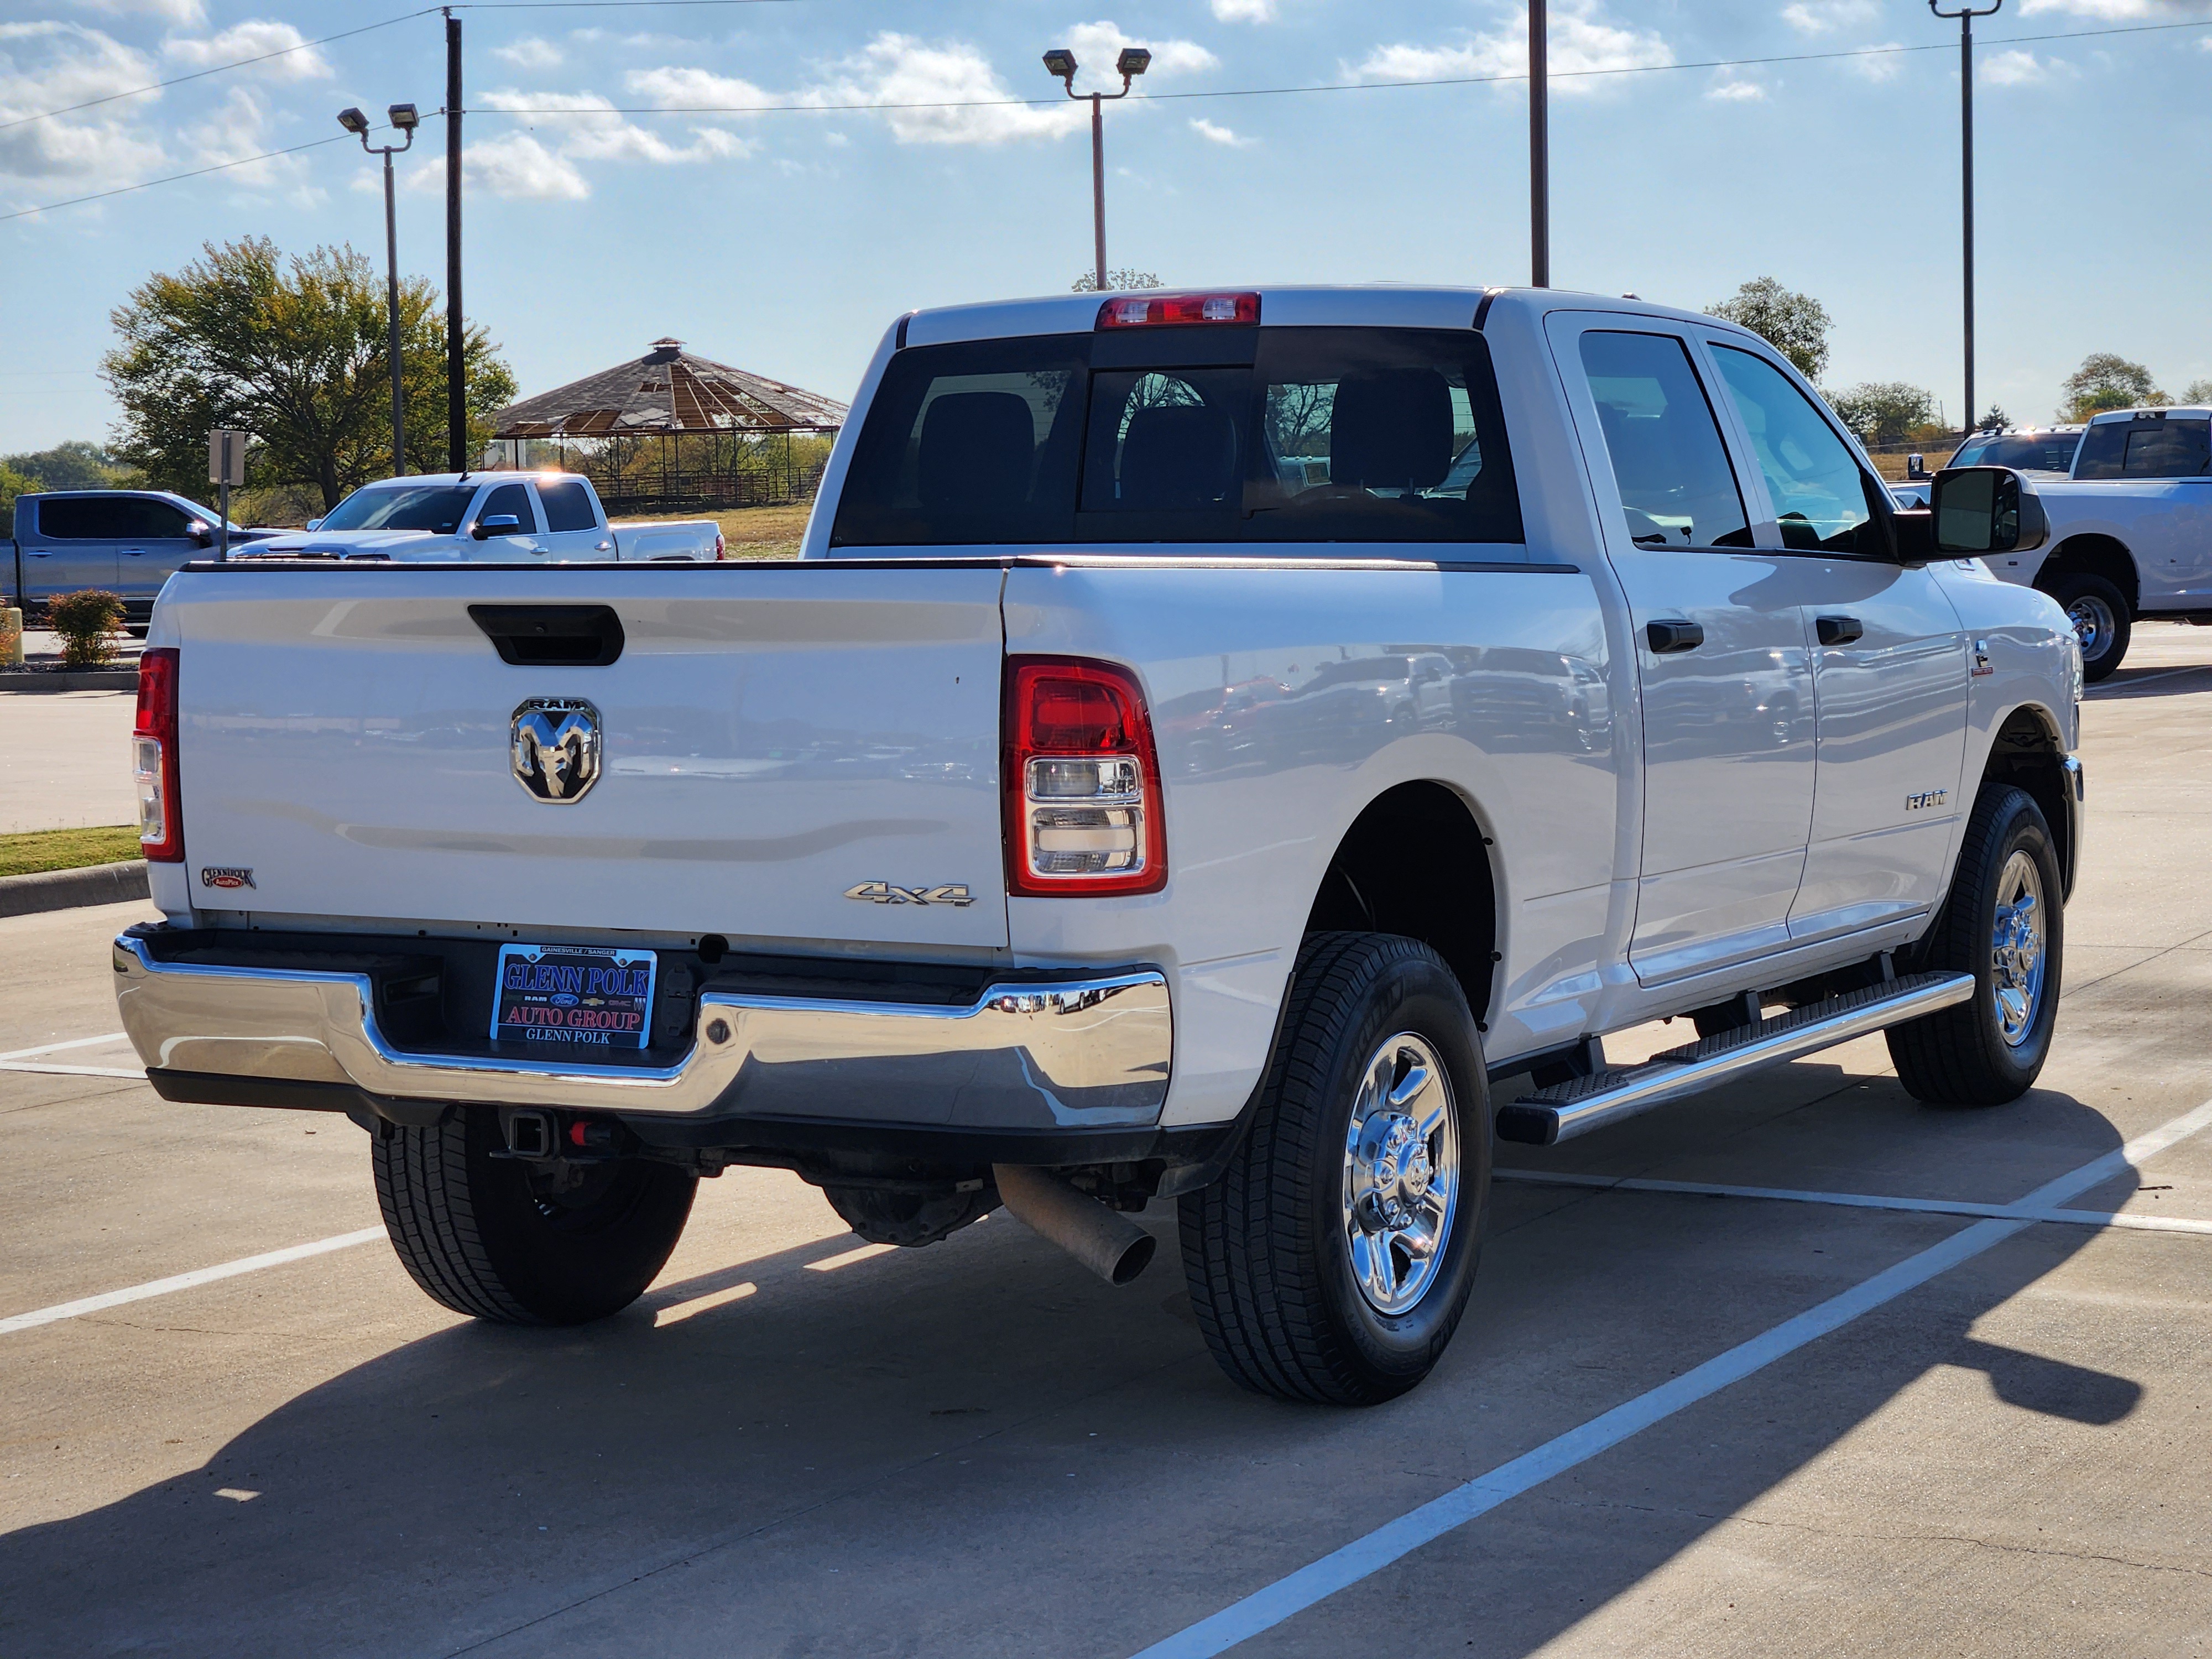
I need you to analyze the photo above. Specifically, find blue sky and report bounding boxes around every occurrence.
[2,0,2208,456]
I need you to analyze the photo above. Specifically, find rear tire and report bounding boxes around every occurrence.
[1180,932,1490,1406]
[1886,784,2063,1105]
[2049,572,2129,682]
[372,1110,696,1324]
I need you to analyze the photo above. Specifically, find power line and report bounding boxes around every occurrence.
[0,131,368,224]
[0,9,441,135]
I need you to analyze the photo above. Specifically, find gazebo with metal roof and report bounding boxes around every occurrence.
[490,338,848,513]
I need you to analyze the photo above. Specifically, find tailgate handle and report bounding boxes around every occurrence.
[468,604,625,667]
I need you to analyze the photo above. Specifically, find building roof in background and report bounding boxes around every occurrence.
[492,338,849,439]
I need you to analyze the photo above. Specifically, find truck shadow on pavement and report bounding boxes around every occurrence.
[0,1083,2148,1659]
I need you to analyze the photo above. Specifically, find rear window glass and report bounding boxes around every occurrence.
[831,327,1521,548]
[1950,432,2081,473]
[537,478,598,532]
[319,484,477,533]
[2074,419,2210,480]
[35,497,131,539]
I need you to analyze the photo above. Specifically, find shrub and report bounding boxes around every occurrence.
[46,589,126,668]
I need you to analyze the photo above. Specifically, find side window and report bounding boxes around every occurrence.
[538,478,598,532]
[1578,331,1751,549]
[121,499,190,538]
[1709,345,1883,553]
[2075,418,2210,480]
[480,482,536,531]
[35,497,131,539]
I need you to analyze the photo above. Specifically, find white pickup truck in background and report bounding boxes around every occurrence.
[241,471,725,564]
[113,286,2084,1406]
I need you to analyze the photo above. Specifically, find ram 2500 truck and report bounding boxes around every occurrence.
[239,471,724,564]
[112,287,2084,1405]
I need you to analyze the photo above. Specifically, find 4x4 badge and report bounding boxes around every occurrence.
[845,881,974,907]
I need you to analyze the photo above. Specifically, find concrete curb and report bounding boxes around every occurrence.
[0,860,150,918]
[0,669,140,693]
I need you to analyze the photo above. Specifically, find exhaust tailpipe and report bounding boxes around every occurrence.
[992,1165,1156,1286]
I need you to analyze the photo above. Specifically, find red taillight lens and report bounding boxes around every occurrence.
[133,647,182,863]
[1004,657,1166,897]
[1096,291,1260,329]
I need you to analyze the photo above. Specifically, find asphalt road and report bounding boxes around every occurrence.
[3,631,2210,1657]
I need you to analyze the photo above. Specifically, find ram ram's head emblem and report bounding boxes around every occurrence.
[510,698,603,804]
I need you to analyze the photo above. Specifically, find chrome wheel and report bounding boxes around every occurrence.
[1991,849,2047,1048]
[1341,1032,1459,1316]
[2067,594,2116,661]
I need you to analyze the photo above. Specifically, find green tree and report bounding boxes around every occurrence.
[0,461,40,540]
[2058,353,2164,422]
[101,237,516,510]
[1826,382,1939,446]
[1976,405,2011,431]
[1705,277,1831,381]
[1072,268,1164,292]
[0,440,134,491]
[2182,378,2212,406]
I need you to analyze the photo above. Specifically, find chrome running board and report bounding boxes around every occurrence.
[1495,971,1976,1147]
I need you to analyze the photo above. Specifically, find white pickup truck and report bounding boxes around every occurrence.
[113,287,2084,1405]
[241,471,724,564]
[1894,408,2210,680]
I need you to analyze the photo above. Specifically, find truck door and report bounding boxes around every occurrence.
[112,495,202,612]
[18,495,120,609]
[1698,338,1968,943]
[472,480,545,558]
[530,476,613,560]
[1550,316,1819,986]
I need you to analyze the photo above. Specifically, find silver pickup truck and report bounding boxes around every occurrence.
[112,286,2084,1405]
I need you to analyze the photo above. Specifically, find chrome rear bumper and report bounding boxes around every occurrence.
[113,935,1172,1129]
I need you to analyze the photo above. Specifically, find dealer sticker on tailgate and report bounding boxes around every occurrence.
[491,943,658,1050]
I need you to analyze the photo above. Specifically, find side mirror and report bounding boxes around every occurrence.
[187,521,215,549]
[473,514,522,541]
[1931,465,2049,557]
[304,518,324,531]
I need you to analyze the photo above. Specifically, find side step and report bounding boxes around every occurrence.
[1495,971,1976,1147]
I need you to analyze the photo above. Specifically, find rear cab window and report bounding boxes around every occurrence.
[536,478,600,532]
[830,326,1522,550]
[2074,417,2211,479]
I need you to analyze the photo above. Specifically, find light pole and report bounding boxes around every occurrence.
[337,102,418,477]
[1530,0,1548,288]
[1932,0,2000,436]
[1042,45,1150,291]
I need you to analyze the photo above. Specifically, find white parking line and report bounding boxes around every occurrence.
[1129,1096,2212,1659]
[0,1031,130,1062]
[1496,1169,2212,1237]
[0,1228,386,1337]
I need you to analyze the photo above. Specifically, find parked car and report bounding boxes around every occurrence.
[238,472,725,563]
[1890,427,2081,510]
[112,286,2083,1406]
[4,490,281,630]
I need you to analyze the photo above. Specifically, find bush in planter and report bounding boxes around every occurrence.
[46,589,126,668]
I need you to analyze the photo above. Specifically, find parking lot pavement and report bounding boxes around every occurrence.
[4,649,2211,1657]
[0,688,138,833]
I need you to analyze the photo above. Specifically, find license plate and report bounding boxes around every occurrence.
[491,943,658,1051]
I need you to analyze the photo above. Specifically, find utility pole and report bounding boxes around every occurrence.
[1042,45,1151,291]
[445,8,466,472]
[1932,0,2001,435]
[1530,0,1549,288]
[336,103,418,477]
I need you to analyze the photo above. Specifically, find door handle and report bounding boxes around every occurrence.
[1816,615,1864,646]
[1646,618,1705,654]
[25,550,53,557]
[121,548,148,557]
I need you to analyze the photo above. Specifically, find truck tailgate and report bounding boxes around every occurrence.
[159,565,1009,948]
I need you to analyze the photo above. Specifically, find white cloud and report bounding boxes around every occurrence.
[1706,74,1766,101]
[1190,116,1254,145]
[71,0,205,22]
[0,20,166,184]
[428,132,589,200]
[1355,3,1674,96]
[1065,20,1218,83]
[1842,42,1906,82]
[624,64,777,110]
[493,36,564,71]
[197,82,321,204]
[2018,0,2193,14]
[1780,0,1878,34]
[800,33,1084,143]
[161,20,331,81]
[1979,48,2049,84]
[478,87,753,166]
[1212,0,1277,19]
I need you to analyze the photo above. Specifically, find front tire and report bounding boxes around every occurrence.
[1886,784,2063,1104]
[372,1110,696,1324]
[1180,932,1490,1406]
[2049,572,2129,682]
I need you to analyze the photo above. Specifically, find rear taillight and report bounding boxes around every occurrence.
[1096,291,1260,329]
[1004,657,1166,897]
[714,530,727,560]
[133,647,182,863]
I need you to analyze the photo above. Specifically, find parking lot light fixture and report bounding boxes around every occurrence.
[338,103,418,478]
[1045,44,1149,292]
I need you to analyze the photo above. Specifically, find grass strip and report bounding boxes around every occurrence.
[0,825,143,878]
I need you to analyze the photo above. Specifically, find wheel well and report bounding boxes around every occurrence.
[1982,706,2072,891]
[2036,534,2137,615]
[1305,781,1498,1021]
